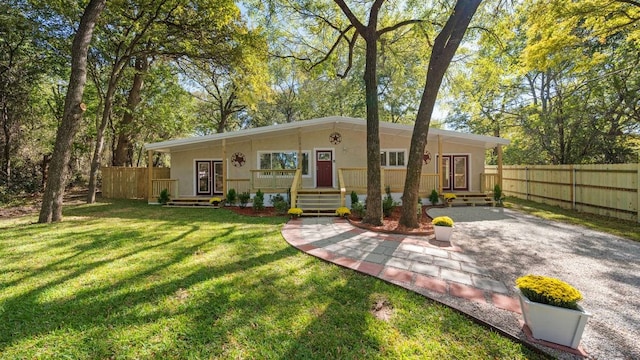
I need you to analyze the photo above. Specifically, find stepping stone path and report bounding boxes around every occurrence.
[282,217,518,313]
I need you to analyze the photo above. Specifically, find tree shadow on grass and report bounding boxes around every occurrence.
[0,225,296,356]
[0,200,540,358]
[62,199,287,225]
[0,199,292,356]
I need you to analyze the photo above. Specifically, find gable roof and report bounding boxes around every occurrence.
[144,116,509,153]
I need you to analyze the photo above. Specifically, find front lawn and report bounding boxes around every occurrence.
[0,199,547,359]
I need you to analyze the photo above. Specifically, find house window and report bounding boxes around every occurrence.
[381,150,406,167]
[258,151,309,175]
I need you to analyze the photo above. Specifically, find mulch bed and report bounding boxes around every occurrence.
[347,206,434,235]
[226,205,434,236]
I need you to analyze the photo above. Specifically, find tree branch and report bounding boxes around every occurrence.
[336,31,359,78]
[308,25,356,74]
[333,0,366,35]
[377,19,424,37]
[615,0,640,7]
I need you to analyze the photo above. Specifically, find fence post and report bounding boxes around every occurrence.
[525,167,530,201]
[572,166,576,211]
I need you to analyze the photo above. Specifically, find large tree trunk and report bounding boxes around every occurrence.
[41,154,51,190]
[216,102,228,133]
[213,83,244,133]
[362,31,383,226]
[87,53,130,203]
[86,82,116,203]
[1,101,10,188]
[399,0,482,228]
[39,0,105,223]
[334,0,385,226]
[113,56,148,166]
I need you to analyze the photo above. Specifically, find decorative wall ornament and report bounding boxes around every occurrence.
[231,152,246,167]
[329,132,342,145]
[423,151,432,164]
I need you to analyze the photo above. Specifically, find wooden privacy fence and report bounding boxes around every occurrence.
[101,167,170,199]
[486,164,640,222]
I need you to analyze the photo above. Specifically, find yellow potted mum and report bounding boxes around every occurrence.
[431,216,454,242]
[335,207,351,218]
[516,274,591,349]
[443,193,456,201]
[209,197,222,208]
[287,207,303,219]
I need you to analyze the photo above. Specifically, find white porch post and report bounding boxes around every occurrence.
[637,152,640,223]
[297,128,302,170]
[222,139,227,197]
[497,144,503,190]
[438,135,443,194]
[147,150,153,202]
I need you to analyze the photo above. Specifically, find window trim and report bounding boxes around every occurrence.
[380,149,407,168]
[257,150,311,177]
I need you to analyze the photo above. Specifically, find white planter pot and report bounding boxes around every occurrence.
[518,290,591,349]
[433,225,453,242]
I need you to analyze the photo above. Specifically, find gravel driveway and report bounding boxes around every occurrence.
[427,207,640,360]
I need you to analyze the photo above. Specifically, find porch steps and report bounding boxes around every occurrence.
[296,190,342,216]
[445,192,495,207]
[166,197,217,207]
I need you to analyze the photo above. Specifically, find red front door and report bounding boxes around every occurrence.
[316,150,333,187]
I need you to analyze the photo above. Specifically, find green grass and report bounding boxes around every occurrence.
[0,199,548,359]
[504,197,640,243]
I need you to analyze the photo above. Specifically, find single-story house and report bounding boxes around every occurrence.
[143,116,509,211]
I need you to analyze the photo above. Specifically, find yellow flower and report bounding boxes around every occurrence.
[287,208,303,216]
[335,207,351,217]
[431,216,454,227]
[516,274,583,310]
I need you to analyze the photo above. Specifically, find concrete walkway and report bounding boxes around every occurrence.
[281,215,591,359]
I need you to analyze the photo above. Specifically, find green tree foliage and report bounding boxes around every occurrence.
[0,2,50,192]
[178,35,269,135]
[83,0,255,202]
[248,0,436,225]
[116,63,198,166]
[445,0,640,165]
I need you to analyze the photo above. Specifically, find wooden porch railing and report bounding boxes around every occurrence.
[151,179,178,199]
[290,169,302,208]
[226,178,250,195]
[384,169,438,193]
[481,173,499,193]
[250,169,297,191]
[340,168,369,193]
[418,173,439,195]
[338,168,346,207]
[340,167,439,196]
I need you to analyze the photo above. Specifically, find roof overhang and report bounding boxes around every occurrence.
[144,116,510,153]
